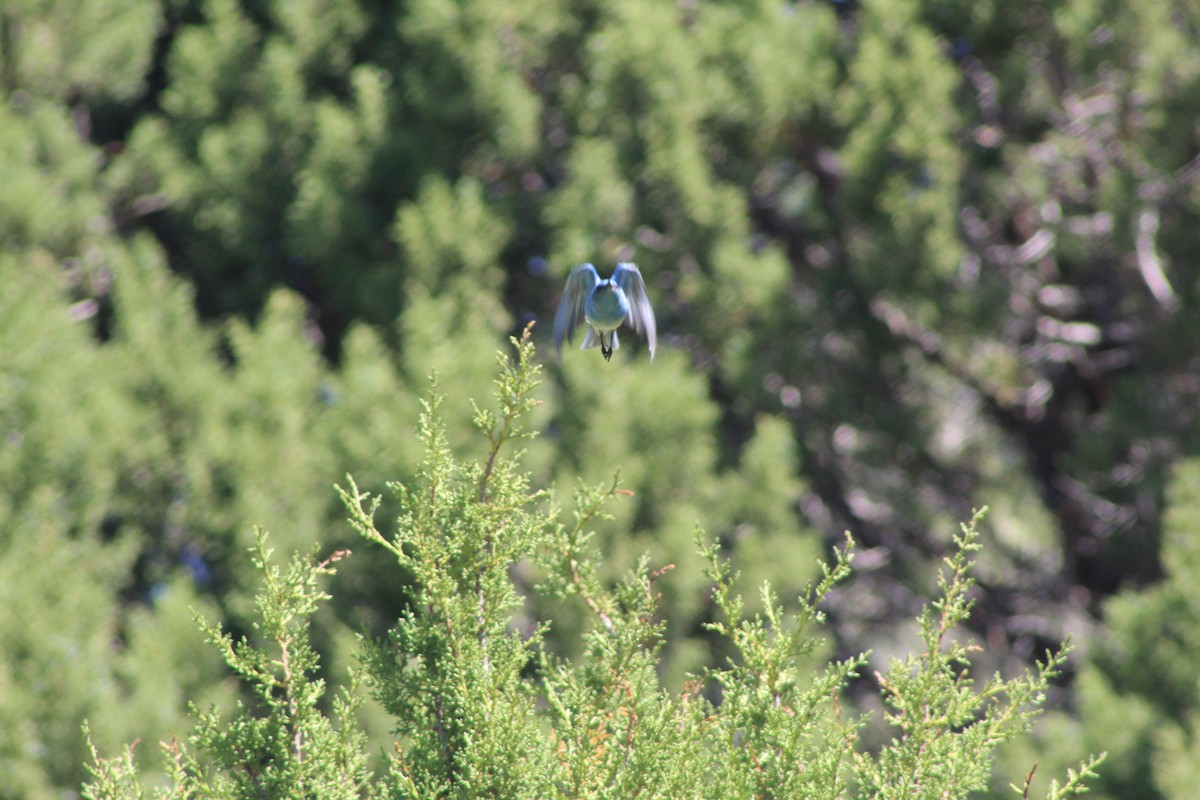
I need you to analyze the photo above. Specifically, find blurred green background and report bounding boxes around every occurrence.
[2,0,1198,797]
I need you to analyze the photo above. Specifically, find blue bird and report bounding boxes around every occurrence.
[554,262,656,362]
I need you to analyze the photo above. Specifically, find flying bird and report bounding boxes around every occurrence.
[554,262,656,361]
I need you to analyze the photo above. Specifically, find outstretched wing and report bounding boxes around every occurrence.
[554,263,599,355]
[614,262,656,359]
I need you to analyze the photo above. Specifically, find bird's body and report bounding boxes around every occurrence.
[554,263,656,361]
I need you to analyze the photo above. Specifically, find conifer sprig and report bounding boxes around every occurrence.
[85,342,1102,800]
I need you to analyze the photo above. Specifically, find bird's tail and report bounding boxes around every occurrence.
[580,327,619,352]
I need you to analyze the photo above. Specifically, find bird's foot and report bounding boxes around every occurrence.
[601,342,613,361]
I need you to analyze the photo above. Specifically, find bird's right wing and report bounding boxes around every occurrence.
[554,263,599,355]
[614,262,656,360]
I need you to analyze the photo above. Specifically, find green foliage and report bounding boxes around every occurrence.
[0,471,229,799]
[0,158,419,796]
[84,336,1100,799]
[4,0,1200,797]
[187,534,369,799]
[837,0,964,291]
[341,327,552,797]
[856,512,1084,797]
[1042,458,1200,800]
[698,531,862,798]
[84,532,370,800]
[0,0,158,102]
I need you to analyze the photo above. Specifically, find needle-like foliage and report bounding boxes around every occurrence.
[85,332,1102,800]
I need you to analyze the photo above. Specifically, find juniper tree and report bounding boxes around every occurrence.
[6,1,1198,797]
[85,331,1102,800]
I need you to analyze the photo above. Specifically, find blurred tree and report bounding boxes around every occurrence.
[82,337,1104,800]
[2,0,1200,796]
[996,457,1200,800]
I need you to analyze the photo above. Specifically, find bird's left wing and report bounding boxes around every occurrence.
[554,263,599,355]
[614,262,656,359]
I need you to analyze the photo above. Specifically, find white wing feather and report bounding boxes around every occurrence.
[614,262,656,359]
[554,263,599,355]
